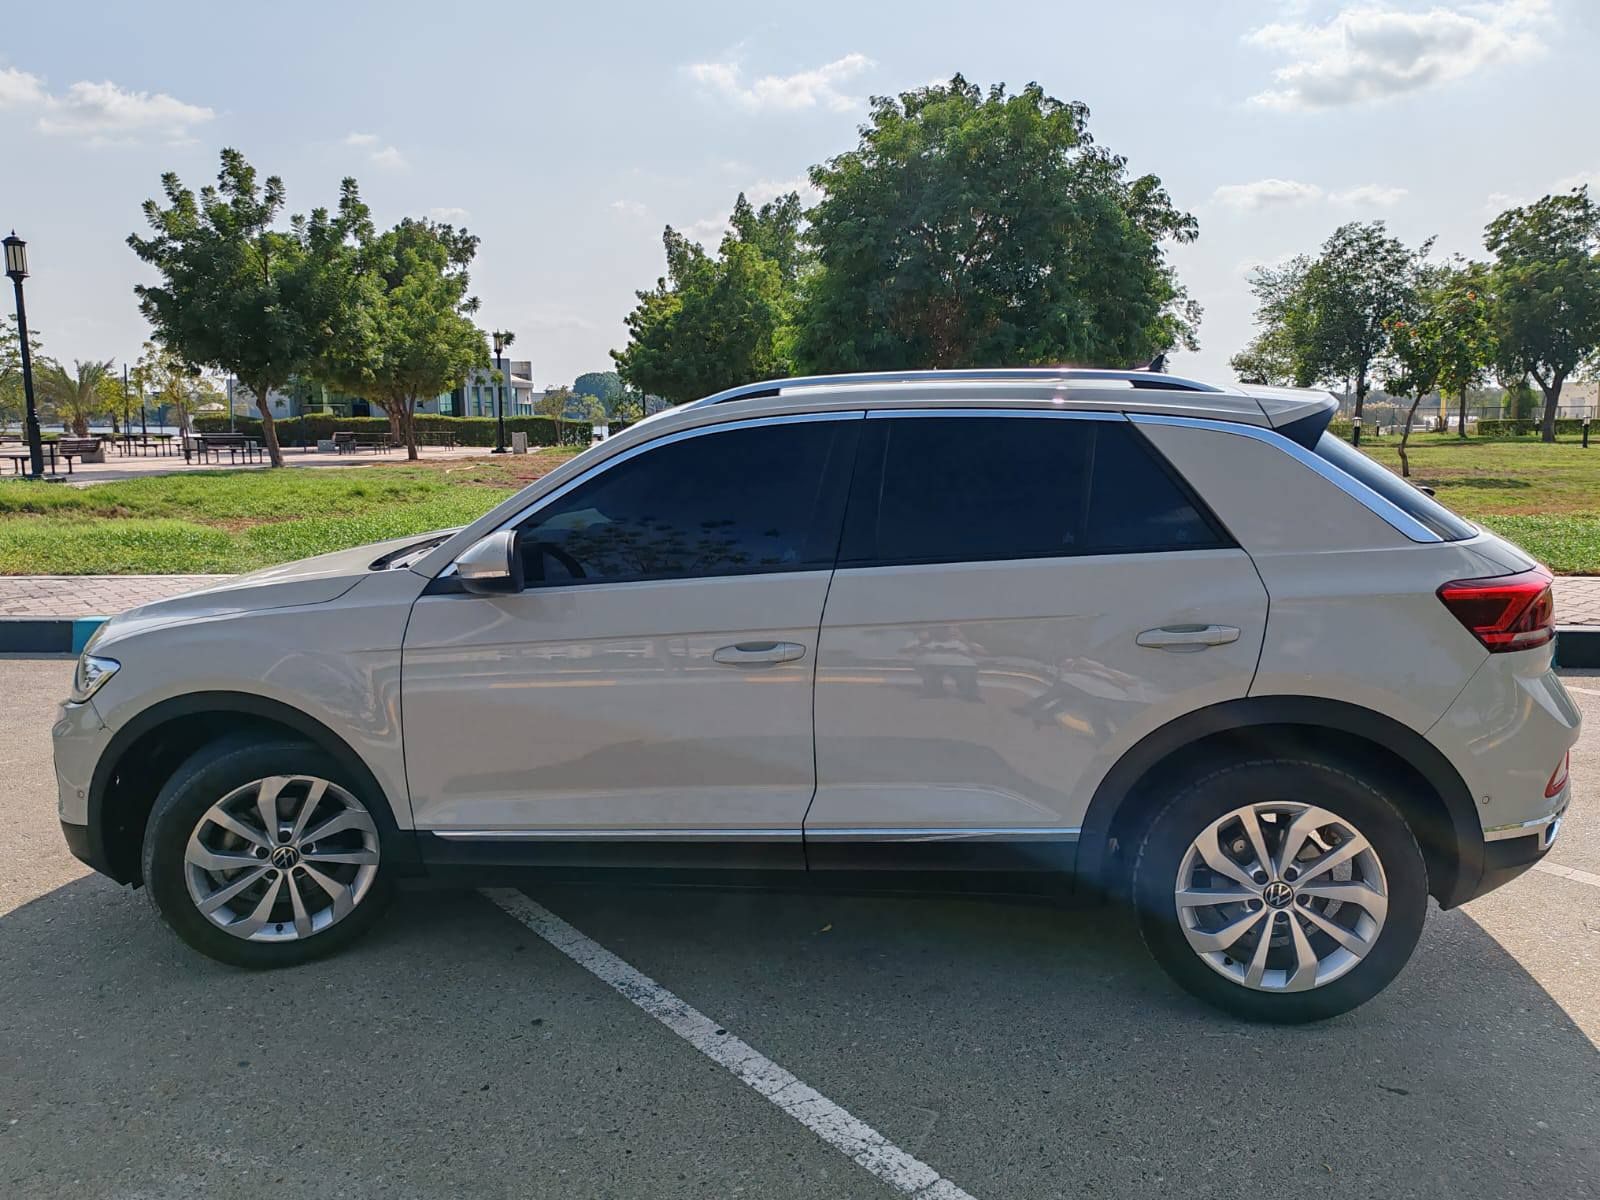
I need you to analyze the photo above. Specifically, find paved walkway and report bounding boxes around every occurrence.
[3,571,1600,623]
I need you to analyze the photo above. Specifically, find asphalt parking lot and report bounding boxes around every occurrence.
[3,655,1598,1199]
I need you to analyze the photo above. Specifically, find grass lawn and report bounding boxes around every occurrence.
[0,451,578,575]
[1357,433,1600,573]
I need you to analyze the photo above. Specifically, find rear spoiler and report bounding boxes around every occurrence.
[1235,386,1339,450]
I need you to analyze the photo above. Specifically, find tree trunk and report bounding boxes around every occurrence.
[254,384,284,467]
[1457,387,1468,438]
[394,395,420,461]
[1398,393,1425,478]
[1537,374,1565,443]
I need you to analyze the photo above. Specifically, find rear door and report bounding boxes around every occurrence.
[806,410,1269,870]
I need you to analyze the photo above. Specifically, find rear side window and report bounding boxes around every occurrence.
[839,416,1228,567]
[1311,433,1476,541]
[515,418,854,585]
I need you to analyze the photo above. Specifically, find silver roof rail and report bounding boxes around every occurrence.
[687,368,1226,408]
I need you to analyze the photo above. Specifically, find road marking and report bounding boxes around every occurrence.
[1534,860,1600,890]
[481,888,977,1200]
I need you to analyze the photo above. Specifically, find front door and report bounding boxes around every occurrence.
[807,411,1269,870]
[401,413,860,866]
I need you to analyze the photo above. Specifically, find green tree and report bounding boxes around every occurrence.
[794,76,1198,373]
[133,341,199,433]
[1233,257,1314,385]
[612,217,795,404]
[1383,267,1449,478]
[1433,262,1496,439]
[728,191,806,286]
[535,385,575,418]
[304,182,487,459]
[0,315,51,430]
[572,370,624,406]
[39,358,114,436]
[1485,187,1600,442]
[129,148,311,466]
[1299,222,1429,423]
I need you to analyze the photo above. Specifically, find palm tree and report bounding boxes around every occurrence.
[40,358,114,437]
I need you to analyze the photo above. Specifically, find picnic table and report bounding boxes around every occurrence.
[113,432,179,457]
[4,441,71,476]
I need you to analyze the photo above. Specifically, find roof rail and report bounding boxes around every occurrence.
[688,368,1224,408]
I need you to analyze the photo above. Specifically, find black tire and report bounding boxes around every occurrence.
[1132,758,1428,1023]
[141,737,395,968]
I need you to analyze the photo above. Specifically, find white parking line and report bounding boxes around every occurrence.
[481,888,977,1200]
[1534,860,1600,890]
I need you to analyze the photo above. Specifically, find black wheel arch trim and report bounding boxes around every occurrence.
[1076,695,1485,909]
[87,691,420,882]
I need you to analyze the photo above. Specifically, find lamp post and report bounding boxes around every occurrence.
[490,329,512,454]
[4,233,45,478]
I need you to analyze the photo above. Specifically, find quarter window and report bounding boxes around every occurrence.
[515,419,854,585]
[840,415,1227,566]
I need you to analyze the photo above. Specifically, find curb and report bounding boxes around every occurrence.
[5,616,1600,668]
[0,617,109,654]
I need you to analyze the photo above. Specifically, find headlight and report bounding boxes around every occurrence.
[70,655,120,703]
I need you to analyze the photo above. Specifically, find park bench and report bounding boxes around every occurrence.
[57,436,105,465]
[189,432,265,464]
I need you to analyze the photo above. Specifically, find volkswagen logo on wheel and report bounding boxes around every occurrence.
[1262,880,1294,909]
[270,844,301,871]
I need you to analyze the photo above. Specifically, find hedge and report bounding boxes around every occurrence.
[1474,418,1590,437]
[192,413,592,447]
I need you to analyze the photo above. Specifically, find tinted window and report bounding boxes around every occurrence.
[840,416,1225,566]
[1312,433,1476,541]
[516,419,850,585]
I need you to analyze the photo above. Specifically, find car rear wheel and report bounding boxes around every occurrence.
[1132,758,1428,1022]
[142,738,394,967]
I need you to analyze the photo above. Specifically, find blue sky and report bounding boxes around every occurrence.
[3,0,1597,387]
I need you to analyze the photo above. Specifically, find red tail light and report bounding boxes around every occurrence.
[1437,567,1555,653]
[1546,751,1570,798]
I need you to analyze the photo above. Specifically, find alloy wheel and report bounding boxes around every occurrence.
[183,775,380,942]
[1173,801,1389,992]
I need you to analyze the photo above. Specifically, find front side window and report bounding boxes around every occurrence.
[840,415,1227,566]
[515,419,853,585]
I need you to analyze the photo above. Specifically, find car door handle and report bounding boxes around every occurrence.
[712,641,807,666]
[1136,624,1241,650]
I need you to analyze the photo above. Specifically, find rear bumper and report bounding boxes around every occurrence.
[1457,811,1563,904]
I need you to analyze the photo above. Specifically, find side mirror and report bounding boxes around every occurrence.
[455,529,525,595]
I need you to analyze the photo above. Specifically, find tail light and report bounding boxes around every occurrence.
[1437,567,1555,653]
[1546,751,1570,798]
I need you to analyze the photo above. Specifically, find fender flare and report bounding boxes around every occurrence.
[88,691,418,880]
[1076,695,1484,908]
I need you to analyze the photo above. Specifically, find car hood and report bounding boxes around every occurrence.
[91,530,457,642]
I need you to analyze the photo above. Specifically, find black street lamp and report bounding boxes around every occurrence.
[490,329,514,454]
[4,232,45,478]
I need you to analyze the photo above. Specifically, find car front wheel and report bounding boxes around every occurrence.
[141,738,394,967]
[1132,758,1428,1023]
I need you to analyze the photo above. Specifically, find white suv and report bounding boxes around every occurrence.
[53,369,1579,1022]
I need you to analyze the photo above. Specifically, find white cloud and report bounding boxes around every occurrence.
[1330,183,1409,206]
[345,132,406,170]
[743,174,819,207]
[1484,166,1600,214]
[1212,178,1325,209]
[686,52,874,113]
[609,199,650,218]
[427,206,471,223]
[685,215,731,248]
[1245,0,1550,111]
[0,67,47,107]
[0,67,213,142]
